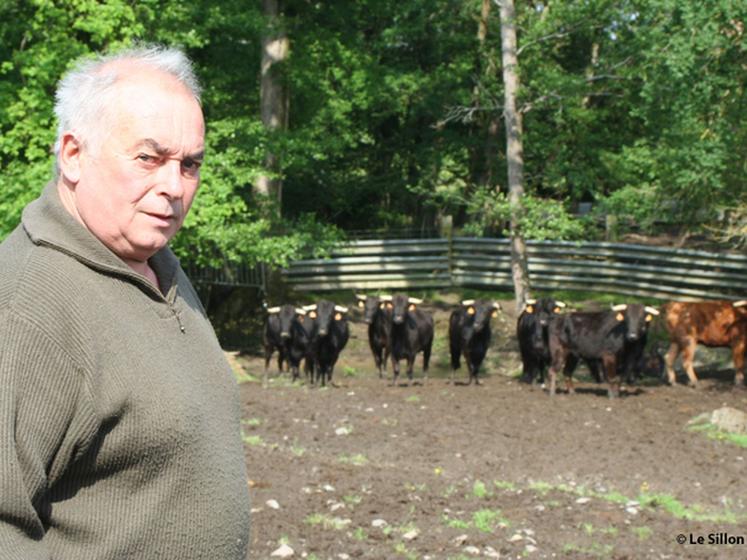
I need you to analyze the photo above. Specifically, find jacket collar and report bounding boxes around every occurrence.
[22,182,180,296]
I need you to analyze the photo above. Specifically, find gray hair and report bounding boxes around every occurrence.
[53,44,201,173]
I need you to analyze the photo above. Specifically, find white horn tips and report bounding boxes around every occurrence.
[555,301,566,308]
[302,304,317,311]
[461,299,475,306]
[525,299,537,305]
[612,304,628,311]
[493,302,501,310]
[335,305,348,313]
[409,297,423,305]
[379,294,393,302]
[355,294,367,301]
[295,308,307,315]
[733,300,747,308]
[266,306,280,314]
[645,306,660,316]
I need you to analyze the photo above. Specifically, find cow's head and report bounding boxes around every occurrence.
[461,299,502,333]
[266,304,304,339]
[306,300,348,336]
[392,294,422,325]
[522,298,566,327]
[356,294,393,324]
[612,303,659,341]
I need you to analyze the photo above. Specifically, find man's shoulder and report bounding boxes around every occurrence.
[0,224,90,315]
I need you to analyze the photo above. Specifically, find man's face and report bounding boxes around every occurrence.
[70,68,205,263]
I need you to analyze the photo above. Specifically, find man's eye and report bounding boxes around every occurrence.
[138,154,156,162]
[182,158,202,176]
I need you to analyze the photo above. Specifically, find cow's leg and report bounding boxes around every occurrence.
[603,354,619,398]
[422,342,432,386]
[563,355,579,394]
[731,338,746,386]
[406,355,415,385]
[547,367,558,396]
[680,340,699,387]
[664,342,680,385]
[390,356,400,386]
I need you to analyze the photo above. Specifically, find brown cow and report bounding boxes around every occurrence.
[663,300,747,387]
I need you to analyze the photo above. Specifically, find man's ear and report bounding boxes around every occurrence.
[58,132,83,184]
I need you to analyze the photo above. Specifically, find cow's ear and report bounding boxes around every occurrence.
[615,312,625,321]
[387,302,394,309]
[309,310,317,319]
[645,314,654,322]
[299,315,305,323]
[379,302,386,309]
[358,300,365,308]
[467,306,476,316]
[525,305,534,314]
[491,309,499,318]
[335,312,343,321]
[408,303,417,311]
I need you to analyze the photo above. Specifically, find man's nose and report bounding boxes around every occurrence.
[158,160,187,199]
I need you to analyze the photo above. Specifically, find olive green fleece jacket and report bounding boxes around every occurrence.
[0,184,250,559]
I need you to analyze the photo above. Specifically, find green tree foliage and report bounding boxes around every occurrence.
[1,0,745,256]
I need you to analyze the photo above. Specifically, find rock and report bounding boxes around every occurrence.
[335,427,351,436]
[451,534,468,546]
[711,407,747,434]
[338,554,350,560]
[323,484,336,492]
[402,529,419,541]
[266,499,280,510]
[525,544,538,553]
[372,519,388,528]
[484,545,501,558]
[509,533,523,542]
[464,546,481,555]
[271,543,295,557]
[575,497,591,504]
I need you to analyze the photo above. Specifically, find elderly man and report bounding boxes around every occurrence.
[0,46,250,559]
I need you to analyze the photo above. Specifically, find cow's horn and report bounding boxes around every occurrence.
[355,294,367,301]
[409,297,423,305]
[303,304,317,311]
[525,298,537,305]
[733,300,747,308]
[555,300,567,308]
[379,294,393,301]
[493,302,502,310]
[266,306,281,314]
[335,305,348,313]
[461,299,475,306]
[295,308,307,315]
[612,304,628,311]
[644,306,660,316]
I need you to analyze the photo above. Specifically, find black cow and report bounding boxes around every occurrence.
[516,298,567,385]
[449,299,502,385]
[547,303,659,398]
[306,300,350,387]
[356,294,393,378]
[389,294,434,386]
[263,304,303,376]
[287,308,313,382]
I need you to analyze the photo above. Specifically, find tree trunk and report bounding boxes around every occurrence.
[498,0,530,311]
[477,0,501,190]
[257,0,289,212]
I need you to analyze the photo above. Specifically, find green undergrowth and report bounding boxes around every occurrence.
[688,421,747,449]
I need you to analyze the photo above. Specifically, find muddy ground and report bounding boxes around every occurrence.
[232,296,747,559]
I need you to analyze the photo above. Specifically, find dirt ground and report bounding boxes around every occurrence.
[232,296,747,559]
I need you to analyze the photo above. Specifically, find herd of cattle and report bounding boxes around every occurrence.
[262,294,747,397]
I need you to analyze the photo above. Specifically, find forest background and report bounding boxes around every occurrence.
[1,0,746,272]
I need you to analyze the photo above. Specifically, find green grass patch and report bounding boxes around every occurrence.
[338,453,369,466]
[561,542,615,558]
[493,480,517,491]
[233,370,257,384]
[304,513,351,531]
[632,526,653,540]
[405,395,421,403]
[241,417,262,427]
[342,366,359,378]
[241,433,265,446]
[688,421,747,448]
[472,480,490,499]
[473,508,509,532]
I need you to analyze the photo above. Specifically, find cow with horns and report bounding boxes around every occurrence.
[355,294,393,378]
[662,300,747,387]
[516,298,566,385]
[448,299,502,385]
[547,303,660,398]
[389,294,434,386]
[303,300,350,387]
[262,304,306,379]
